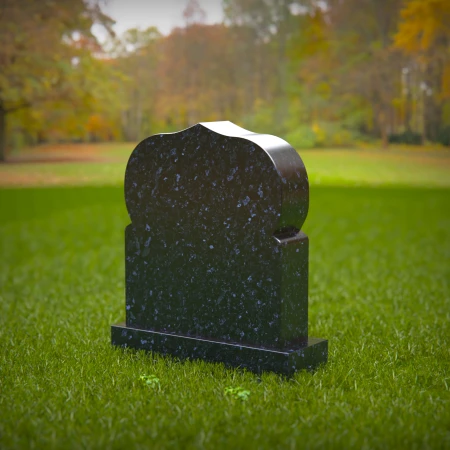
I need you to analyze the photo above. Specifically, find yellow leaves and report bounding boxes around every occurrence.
[312,122,326,146]
[394,0,450,54]
[316,81,331,98]
[304,9,329,56]
[441,64,450,100]
[287,8,329,61]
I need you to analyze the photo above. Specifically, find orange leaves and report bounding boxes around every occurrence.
[86,114,115,141]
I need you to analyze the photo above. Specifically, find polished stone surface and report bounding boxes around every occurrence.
[112,322,327,375]
[112,121,327,373]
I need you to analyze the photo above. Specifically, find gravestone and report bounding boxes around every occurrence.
[111,121,327,375]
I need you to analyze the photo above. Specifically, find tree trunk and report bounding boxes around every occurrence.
[424,60,444,142]
[135,90,143,141]
[379,110,389,148]
[404,70,412,133]
[275,3,289,131]
[0,107,6,162]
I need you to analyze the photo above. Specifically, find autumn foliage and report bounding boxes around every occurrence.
[1,0,449,160]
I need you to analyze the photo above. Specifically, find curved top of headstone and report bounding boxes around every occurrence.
[124,121,308,237]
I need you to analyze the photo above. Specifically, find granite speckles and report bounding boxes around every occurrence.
[112,121,327,375]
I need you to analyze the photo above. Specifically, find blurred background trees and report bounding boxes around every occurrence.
[1,0,449,160]
[0,0,114,160]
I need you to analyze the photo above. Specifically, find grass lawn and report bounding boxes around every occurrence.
[1,143,450,188]
[0,145,449,449]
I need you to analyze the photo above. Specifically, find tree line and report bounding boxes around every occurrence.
[1,0,449,161]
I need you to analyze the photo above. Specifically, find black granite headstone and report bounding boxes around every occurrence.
[112,121,327,375]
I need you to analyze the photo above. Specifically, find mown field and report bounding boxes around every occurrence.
[1,143,450,188]
[0,144,449,449]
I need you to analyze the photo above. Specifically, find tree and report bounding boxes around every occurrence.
[183,0,207,26]
[107,27,162,141]
[0,0,113,160]
[223,0,306,124]
[157,23,236,128]
[322,0,404,147]
[394,0,450,141]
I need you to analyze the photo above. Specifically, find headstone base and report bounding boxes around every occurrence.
[111,322,327,375]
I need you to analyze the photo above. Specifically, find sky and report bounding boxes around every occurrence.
[92,0,224,41]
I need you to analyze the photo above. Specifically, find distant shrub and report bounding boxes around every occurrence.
[331,129,354,146]
[285,122,359,149]
[388,131,423,145]
[285,125,317,149]
[437,126,450,146]
[317,121,357,147]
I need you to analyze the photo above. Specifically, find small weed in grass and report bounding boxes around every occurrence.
[139,375,160,389]
[224,387,251,402]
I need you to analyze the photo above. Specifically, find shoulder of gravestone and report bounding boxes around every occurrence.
[127,121,308,186]
[195,122,309,228]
